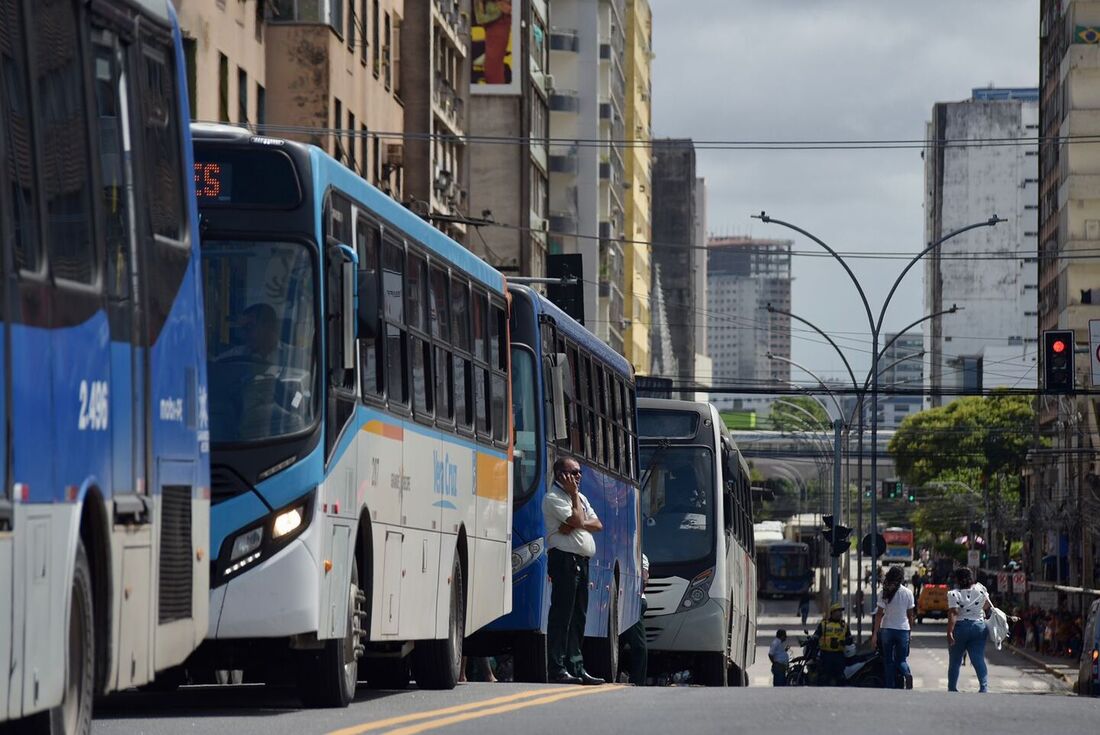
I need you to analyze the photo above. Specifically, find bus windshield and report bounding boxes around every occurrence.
[511,346,540,503]
[639,445,715,565]
[768,547,808,579]
[202,240,318,443]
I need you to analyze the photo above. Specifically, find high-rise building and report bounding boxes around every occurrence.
[650,140,701,394]
[548,0,626,350]
[923,87,1039,407]
[177,0,268,125]
[467,0,550,274]
[705,236,792,413]
[623,0,653,374]
[1030,1,1100,589]
[878,332,924,429]
[401,1,472,244]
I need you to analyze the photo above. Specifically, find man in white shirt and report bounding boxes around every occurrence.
[768,629,790,686]
[543,457,604,685]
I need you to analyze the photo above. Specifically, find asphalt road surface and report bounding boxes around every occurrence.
[92,599,1092,735]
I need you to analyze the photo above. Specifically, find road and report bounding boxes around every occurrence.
[93,599,1090,735]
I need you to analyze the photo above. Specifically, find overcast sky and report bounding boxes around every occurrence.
[649,0,1038,388]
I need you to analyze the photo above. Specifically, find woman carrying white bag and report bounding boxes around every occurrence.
[946,567,994,692]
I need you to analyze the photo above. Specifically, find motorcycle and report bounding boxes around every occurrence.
[786,636,910,688]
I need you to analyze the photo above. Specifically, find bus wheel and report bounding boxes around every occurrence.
[583,579,619,682]
[696,651,728,687]
[297,562,363,707]
[512,633,548,683]
[410,555,465,690]
[29,540,94,735]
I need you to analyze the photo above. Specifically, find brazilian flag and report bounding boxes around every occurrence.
[1076,25,1100,44]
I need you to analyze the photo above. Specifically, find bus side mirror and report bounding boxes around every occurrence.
[545,352,569,442]
[357,269,379,339]
[723,493,734,530]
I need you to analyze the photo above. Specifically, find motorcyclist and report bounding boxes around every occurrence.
[812,602,852,686]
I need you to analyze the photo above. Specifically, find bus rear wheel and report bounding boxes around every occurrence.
[410,555,465,690]
[27,540,94,735]
[297,562,363,708]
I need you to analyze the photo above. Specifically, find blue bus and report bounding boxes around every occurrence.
[0,1,210,732]
[189,124,513,706]
[469,285,642,683]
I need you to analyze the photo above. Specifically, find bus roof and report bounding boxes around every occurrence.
[190,124,505,295]
[510,284,633,378]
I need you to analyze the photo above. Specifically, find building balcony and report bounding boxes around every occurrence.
[600,42,612,61]
[433,0,470,54]
[549,146,579,174]
[432,77,465,134]
[550,211,578,234]
[550,28,579,53]
[550,90,580,113]
[599,101,612,120]
[599,160,611,180]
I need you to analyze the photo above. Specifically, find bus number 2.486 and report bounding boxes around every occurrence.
[78,380,109,431]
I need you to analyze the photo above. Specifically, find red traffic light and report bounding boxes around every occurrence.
[1052,339,1067,354]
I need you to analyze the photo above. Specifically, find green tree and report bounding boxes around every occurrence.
[769,396,831,432]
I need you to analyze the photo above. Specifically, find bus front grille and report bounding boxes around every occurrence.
[158,485,193,624]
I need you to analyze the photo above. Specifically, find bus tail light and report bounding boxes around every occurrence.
[512,538,545,575]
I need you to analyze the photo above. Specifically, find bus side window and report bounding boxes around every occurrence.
[567,345,582,453]
[92,30,133,301]
[609,374,621,475]
[596,365,609,468]
[357,217,383,398]
[489,300,507,445]
[35,0,95,284]
[451,278,472,431]
[430,266,453,421]
[0,0,40,274]
[407,252,432,418]
[472,289,489,438]
[383,238,408,406]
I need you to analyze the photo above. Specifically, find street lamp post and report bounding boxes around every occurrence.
[754,211,1003,613]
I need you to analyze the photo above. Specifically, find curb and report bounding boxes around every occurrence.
[1004,643,1074,687]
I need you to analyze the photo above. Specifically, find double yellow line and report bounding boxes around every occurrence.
[326,685,624,735]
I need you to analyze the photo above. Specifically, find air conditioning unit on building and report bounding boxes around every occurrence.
[542,73,555,92]
[385,143,404,168]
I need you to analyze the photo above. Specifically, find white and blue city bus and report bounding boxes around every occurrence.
[0,1,210,732]
[468,285,642,683]
[189,124,513,705]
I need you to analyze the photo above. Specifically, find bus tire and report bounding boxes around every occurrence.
[695,651,728,687]
[512,633,548,683]
[26,540,94,735]
[410,556,465,690]
[583,579,619,682]
[297,562,362,708]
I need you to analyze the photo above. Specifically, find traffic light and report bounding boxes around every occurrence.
[1043,329,1075,394]
[881,479,903,499]
[907,489,916,503]
[821,515,851,557]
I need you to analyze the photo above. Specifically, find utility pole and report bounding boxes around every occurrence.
[832,418,843,603]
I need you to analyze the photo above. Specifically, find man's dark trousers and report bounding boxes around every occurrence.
[619,597,647,685]
[547,549,589,678]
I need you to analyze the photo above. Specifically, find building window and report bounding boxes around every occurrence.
[383,12,392,90]
[256,82,266,126]
[360,0,368,65]
[360,124,368,177]
[237,66,248,124]
[218,53,229,122]
[333,97,343,162]
[348,111,356,172]
[255,0,265,42]
[183,38,197,120]
[372,0,380,76]
[332,0,344,37]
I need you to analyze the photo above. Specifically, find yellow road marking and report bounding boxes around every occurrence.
[382,685,624,735]
[326,687,580,735]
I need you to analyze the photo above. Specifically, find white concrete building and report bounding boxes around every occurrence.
[879,332,924,429]
[923,88,1040,407]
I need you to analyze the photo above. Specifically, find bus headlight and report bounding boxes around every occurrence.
[677,568,714,612]
[230,527,263,561]
[273,506,304,538]
[512,538,545,574]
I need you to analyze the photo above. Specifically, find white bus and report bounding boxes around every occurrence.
[637,399,758,686]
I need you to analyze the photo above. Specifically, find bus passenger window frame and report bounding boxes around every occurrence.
[451,277,473,434]
[430,265,454,424]
[406,249,433,421]
[382,235,409,409]
[356,215,384,401]
[489,296,508,447]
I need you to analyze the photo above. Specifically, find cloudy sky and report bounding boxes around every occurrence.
[649,0,1038,387]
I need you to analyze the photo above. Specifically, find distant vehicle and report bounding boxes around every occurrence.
[754,520,785,543]
[1079,598,1100,696]
[916,584,950,624]
[637,399,758,687]
[755,540,812,598]
[883,527,914,564]
[0,2,211,731]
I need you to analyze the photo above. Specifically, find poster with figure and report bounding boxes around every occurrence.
[471,0,521,95]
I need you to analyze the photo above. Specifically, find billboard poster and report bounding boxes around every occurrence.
[471,1,521,95]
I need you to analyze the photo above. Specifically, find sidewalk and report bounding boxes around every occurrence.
[1003,641,1079,690]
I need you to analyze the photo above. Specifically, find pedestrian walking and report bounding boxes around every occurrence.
[911,568,923,601]
[768,629,790,686]
[871,566,915,689]
[946,566,992,693]
[797,589,812,632]
[618,554,649,685]
[543,457,605,685]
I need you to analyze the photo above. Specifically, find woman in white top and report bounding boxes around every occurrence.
[871,565,915,689]
[946,566,992,692]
